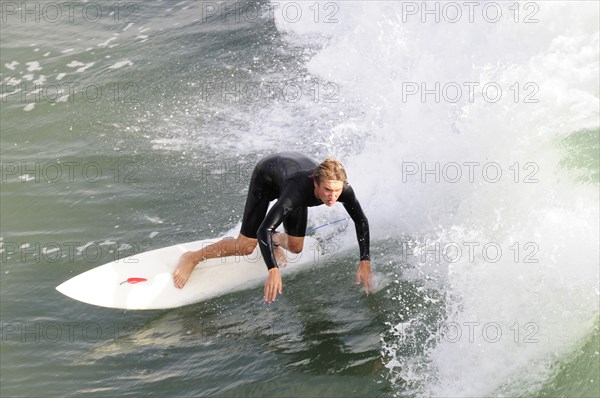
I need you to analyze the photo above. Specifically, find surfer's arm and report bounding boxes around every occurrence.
[256,197,291,270]
[264,268,282,304]
[341,186,370,263]
[257,197,295,303]
[356,259,372,293]
[341,186,372,293]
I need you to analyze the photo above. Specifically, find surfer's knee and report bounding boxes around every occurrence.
[288,245,303,254]
[236,235,257,255]
[240,243,256,256]
[287,238,304,254]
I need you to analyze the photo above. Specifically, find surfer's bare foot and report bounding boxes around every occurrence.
[273,246,288,268]
[173,252,197,288]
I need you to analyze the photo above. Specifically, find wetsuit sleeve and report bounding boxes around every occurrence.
[256,191,297,270]
[341,185,370,262]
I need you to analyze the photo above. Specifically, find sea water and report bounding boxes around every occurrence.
[1,1,598,397]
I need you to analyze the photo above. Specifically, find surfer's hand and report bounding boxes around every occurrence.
[264,268,282,304]
[356,260,372,294]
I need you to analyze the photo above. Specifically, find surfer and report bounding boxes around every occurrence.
[173,152,371,303]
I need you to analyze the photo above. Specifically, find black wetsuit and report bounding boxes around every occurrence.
[240,152,370,270]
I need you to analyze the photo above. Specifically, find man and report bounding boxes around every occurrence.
[173,152,371,303]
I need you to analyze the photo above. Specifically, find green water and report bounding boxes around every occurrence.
[536,318,600,398]
[559,128,600,183]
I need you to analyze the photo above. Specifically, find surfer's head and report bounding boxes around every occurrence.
[313,157,347,184]
[313,157,346,207]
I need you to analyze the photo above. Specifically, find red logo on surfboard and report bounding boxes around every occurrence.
[120,277,148,285]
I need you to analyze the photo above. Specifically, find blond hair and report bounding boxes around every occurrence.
[313,157,347,184]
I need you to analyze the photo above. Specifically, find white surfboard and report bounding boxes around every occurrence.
[56,236,324,310]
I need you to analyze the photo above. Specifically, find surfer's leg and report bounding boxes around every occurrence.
[273,232,304,254]
[173,234,258,288]
[278,206,307,254]
[195,234,258,258]
[268,233,303,268]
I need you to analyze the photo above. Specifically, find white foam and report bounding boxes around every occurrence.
[66,61,85,68]
[5,61,19,70]
[144,215,164,224]
[25,61,42,72]
[108,60,133,69]
[42,247,60,255]
[98,37,117,48]
[76,62,95,73]
[3,77,22,85]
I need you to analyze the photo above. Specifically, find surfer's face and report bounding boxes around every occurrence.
[314,179,344,207]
